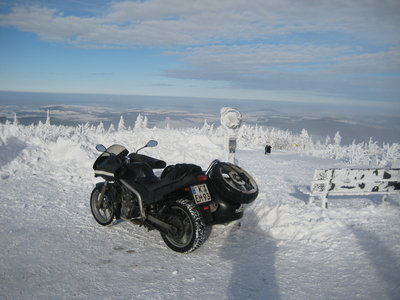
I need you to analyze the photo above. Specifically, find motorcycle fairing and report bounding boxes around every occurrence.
[93,144,128,179]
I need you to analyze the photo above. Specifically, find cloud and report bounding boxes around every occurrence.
[163,44,400,101]
[1,1,399,47]
[0,5,100,43]
[0,0,399,103]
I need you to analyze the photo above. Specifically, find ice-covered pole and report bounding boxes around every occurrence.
[220,107,242,163]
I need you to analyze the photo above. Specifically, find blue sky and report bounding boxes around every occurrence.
[0,0,399,112]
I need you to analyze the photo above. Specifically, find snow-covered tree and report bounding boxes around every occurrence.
[118,116,126,131]
[200,119,212,135]
[165,117,171,130]
[96,122,105,134]
[325,135,331,146]
[142,116,148,129]
[299,129,310,150]
[108,123,116,133]
[134,114,143,130]
[45,110,51,125]
[1,115,398,168]
[13,113,18,126]
[334,131,342,146]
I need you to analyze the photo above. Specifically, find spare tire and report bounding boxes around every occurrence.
[209,162,258,204]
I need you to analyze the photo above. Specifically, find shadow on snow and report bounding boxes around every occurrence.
[220,210,280,300]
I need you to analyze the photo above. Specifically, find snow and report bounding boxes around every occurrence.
[1,122,400,300]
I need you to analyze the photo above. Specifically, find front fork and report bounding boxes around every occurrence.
[96,181,108,210]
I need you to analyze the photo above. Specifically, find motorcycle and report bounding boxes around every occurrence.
[90,140,258,253]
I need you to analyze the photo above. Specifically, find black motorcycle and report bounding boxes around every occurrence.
[90,140,258,253]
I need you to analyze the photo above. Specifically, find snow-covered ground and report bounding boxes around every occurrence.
[1,122,399,300]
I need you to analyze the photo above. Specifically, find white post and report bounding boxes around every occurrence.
[224,128,238,163]
[220,107,242,164]
[322,169,334,209]
[321,196,328,209]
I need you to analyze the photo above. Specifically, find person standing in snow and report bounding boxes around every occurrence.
[265,145,272,154]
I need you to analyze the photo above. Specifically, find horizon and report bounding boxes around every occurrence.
[1,90,398,117]
[1,0,399,116]
[1,90,399,145]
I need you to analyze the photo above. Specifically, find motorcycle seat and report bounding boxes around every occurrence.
[122,163,203,204]
[160,163,202,181]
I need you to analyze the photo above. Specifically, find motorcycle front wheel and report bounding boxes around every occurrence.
[90,188,115,226]
[161,199,206,253]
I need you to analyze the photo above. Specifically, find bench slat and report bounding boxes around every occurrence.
[309,168,400,208]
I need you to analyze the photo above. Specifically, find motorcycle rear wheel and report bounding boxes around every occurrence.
[90,188,115,226]
[161,199,206,253]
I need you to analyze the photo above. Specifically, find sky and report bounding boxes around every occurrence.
[0,0,399,113]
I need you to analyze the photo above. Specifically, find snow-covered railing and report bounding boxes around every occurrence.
[309,168,400,208]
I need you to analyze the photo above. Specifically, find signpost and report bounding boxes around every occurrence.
[220,107,242,163]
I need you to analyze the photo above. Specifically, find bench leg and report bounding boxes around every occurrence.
[321,196,328,209]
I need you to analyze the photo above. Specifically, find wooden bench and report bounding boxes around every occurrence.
[309,168,400,208]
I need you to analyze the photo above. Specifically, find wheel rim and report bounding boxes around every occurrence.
[91,190,114,223]
[164,206,193,248]
[220,164,257,194]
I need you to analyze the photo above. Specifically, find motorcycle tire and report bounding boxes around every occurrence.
[210,162,258,204]
[90,188,115,226]
[161,199,206,253]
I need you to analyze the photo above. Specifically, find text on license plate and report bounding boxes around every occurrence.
[190,184,212,204]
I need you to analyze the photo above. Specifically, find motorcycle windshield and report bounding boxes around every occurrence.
[101,144,127,157]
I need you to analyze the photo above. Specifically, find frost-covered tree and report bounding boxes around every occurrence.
[1,116,398,168]
[164,117,171,130]
[199,119,215,136]
[200,119,210,134]
[325,135,331,146]
[118,116,126,131]
[96,122,105,134]
[13,113,18,126]
[367,138,379,166]
[334,131,342,146]
[134,114,143,130]
[299,129,310,150]
[108,123,116,133]
[45,110,51,125]
[142,116,148,129]
[253,124,261,146]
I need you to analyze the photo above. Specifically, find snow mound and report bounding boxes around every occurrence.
[1,121,400,300]
[244,203,348,246]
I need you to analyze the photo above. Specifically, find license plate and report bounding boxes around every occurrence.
[191,184,212,204]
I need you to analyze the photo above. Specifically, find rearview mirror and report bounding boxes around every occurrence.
[146,140,158,148]
[96,144,107,152]
[136,140,158,153]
